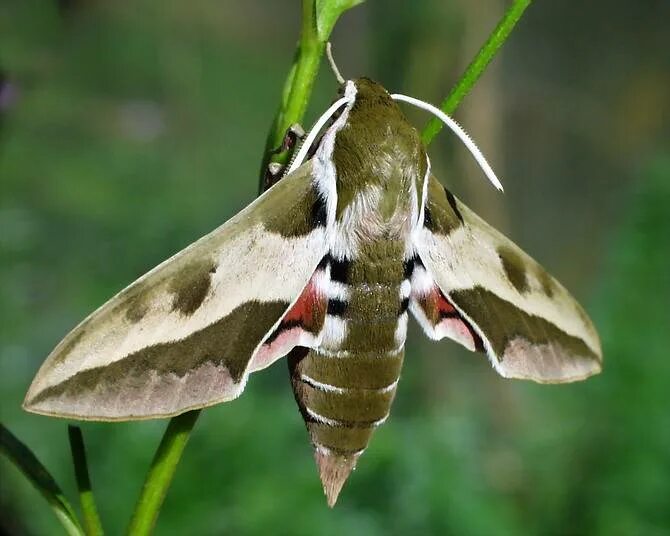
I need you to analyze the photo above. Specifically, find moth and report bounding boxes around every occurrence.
[24,77,602,507]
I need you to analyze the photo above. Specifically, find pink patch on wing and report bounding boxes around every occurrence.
[418,284,483,352]
[282,276,322,325]
[249,270,327,373]
[436,317,477,351]
[435,290,457,316]
[280,271,328,334]
[250,327,305,372]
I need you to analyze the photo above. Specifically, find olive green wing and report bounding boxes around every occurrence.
[411,175,602,383]
[24,161,330,420]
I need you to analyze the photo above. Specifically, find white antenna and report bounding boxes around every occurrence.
[286,82,355,175]
[326,42,345,85]
[391,93,504,192]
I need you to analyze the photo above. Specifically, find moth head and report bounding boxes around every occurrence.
[350,77,396,112]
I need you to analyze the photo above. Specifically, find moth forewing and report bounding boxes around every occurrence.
[411,175,602,383]
[23,160,331,420]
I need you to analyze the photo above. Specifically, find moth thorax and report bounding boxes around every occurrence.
[339,184,413,242]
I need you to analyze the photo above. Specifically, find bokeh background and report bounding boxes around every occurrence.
[1,1,669,534]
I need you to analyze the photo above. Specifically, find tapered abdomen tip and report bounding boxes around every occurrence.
[314,448,361,507]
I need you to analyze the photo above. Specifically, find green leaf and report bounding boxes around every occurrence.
[0,423,84,536]
[315,0,365,41]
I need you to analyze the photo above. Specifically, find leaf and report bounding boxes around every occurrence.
[315,0,365,41]
[0,423,84,536]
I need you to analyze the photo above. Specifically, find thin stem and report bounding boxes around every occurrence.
[0,423,84,536]
[280,0,323,141]
[68,426,104,536]
[421,0,533,145]
[126,410,200,536]
[259,0,324,190]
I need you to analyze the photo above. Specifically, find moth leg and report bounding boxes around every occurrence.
[277,123,306,154]
[262,123,306,191]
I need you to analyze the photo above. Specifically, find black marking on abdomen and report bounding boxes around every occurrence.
[327,298,348,317]
[329,255,350,283]
[399,297,410,315]
[317,253,350,283]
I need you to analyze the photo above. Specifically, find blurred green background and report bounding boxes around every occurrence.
[1,1,669,534]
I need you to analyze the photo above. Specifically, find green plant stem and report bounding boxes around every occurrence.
[421,0,533,145]
[258,0,323,190]
[126,410,200,536]
[68,426,103,535]
[258,0,359,190]
[277,1,324,145]
[0,423,84,536]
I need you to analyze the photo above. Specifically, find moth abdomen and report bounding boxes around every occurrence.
[290,346,404,447]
